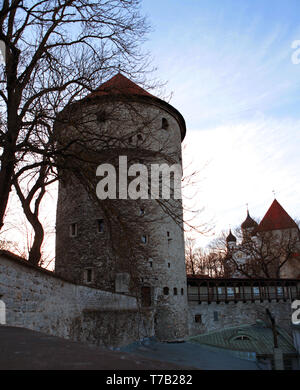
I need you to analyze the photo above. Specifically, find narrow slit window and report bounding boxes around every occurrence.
[141,235,148,244]
[85,269,93,284]
[195,315,202,324]
[97,219,104,233]
[181,288,184,296]
[174,288,178,295]
[163,287,169,295]
[96,110,107,123]
[70,223,78,237]
[162,118,169,130]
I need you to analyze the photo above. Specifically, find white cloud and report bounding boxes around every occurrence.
[182,115,300,246]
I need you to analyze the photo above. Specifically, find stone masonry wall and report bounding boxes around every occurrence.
[188,300,294,337]
[0,253,154,347]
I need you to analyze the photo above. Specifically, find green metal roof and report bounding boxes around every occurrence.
[190,323,297,356]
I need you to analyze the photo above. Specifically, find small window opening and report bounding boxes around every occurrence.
[141,235,148,244]
[167,231,170,237]
[195,314,202,324]
[96,110,107,123]
[181,288,184,295]
[97,219,104,233]
[174,288,178,295]
[149,261,153,268]
[85,268,93,284]
[168,263,171,268]
[163,287,169,295]
[70,223,77,237]
[234,335,251,341]
[139,208,145,216]
[162,118,169,130]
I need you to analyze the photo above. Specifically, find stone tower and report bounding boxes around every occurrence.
[55,73,189,341]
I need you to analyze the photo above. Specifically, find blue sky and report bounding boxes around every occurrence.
[3,0,300,258]
[141,0,300,245]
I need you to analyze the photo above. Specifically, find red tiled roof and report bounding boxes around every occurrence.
[257,199,298,232]
[86,73,155,99]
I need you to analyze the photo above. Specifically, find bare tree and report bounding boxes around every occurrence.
[0,0,208,286]
[0,0,152,232]
[0,0,159,267]
[185,237,225,277]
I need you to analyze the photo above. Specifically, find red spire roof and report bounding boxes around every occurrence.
[257,199,298,232]
[87,73,154,99]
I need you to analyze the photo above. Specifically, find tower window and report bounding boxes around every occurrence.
[85,268,94,284]
[149,261,153,268]
[96,110,107,123]
[174,288,178,296]
[70,223,78,237]
[97,219,104,233]
[195,315,202,324]
[168,263,171,268]
[139,208,145,216]
[167,231,170,237]
[161,118,169,130]
[163,287,169,295]
[141,235,148,244]
[181,288,184,295]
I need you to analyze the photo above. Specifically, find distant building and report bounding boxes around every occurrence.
[225,199,300,279]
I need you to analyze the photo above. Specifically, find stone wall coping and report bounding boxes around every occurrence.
[0,250,75,284]
[0,250,136,297]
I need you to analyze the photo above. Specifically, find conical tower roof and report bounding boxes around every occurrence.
[87,73,155,99]
[241,210,258,230]
[81,73,186,141]
[226,229,237,243]
[257,199,298,232]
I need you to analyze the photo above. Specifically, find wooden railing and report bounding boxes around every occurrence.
[187,291,300,303]
[187,278,300,304]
